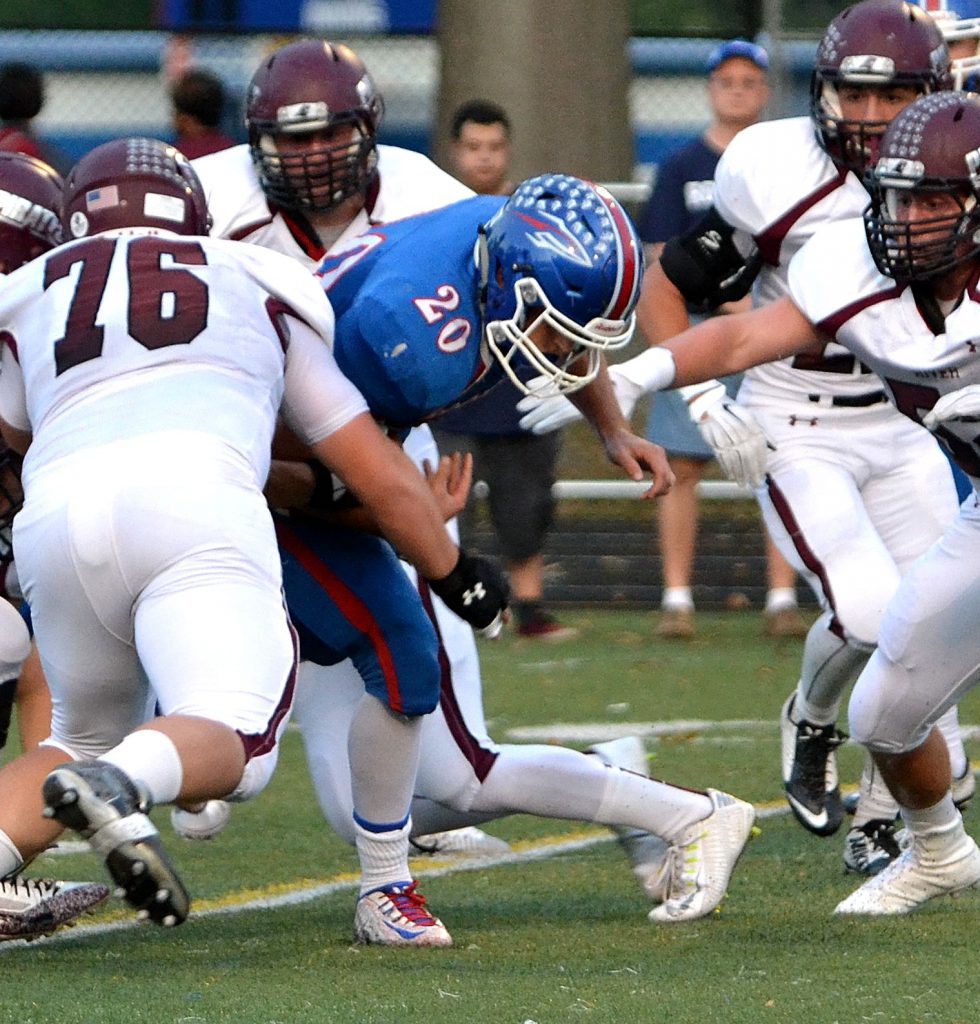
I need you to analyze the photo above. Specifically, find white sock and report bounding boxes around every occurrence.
[661,587,694,612]
[0,828,23,876]
[595,768,714,842]
[902,793,961,843]
[354,817,412,894]
[765,587,798,614]
[349,695,421,824]
[852,754,898,827]
[101,729,183,806]
[468,745,712,841]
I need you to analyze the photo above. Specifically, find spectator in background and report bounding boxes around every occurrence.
[446,98,514,196]
[0,63,70,175]
[170,68,235,160]
[432,100,575,640]
[636,39,807,641]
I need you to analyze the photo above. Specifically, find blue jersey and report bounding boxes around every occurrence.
[317,195,506,428]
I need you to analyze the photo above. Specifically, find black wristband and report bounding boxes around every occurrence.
[428,548,510,633]
[304,459,337,511]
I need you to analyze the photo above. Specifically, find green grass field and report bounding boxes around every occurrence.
[3,610,979,1024]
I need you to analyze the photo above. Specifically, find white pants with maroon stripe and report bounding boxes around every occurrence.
[750,402,957,645]
[14,436,297,769]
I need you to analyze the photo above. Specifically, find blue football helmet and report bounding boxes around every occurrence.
[478,173,643,396]
[917,0,980,88]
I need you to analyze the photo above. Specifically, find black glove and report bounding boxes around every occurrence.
[428,549,510,638]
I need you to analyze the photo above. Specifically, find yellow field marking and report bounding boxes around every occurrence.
[0,794,821,950]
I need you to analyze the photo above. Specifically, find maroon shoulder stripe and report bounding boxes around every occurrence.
[755,166,849,267]
[814,283,903,339]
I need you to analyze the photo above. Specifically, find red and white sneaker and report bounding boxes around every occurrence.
[353,880,453,947]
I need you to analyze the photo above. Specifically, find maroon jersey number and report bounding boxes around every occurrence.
[44,237,209,376]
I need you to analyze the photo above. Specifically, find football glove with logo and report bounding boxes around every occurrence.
[428,550,510,639]
[681,381,771,489]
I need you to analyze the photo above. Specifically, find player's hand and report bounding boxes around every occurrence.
[684,382,771,489]
[427,549,511,639]
[516,361,653,435]
[516,379,583,434]
[601,428,675,498]
[422,451,473,521]
[923,385,980,430]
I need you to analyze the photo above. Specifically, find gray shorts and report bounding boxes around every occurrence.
[645,374,742,459]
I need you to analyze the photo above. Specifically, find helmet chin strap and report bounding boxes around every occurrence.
[475,227,490,316]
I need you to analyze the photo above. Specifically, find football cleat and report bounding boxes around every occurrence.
[409,826,512,858]
[586,736,670,901]
[780,692,846,836]
[42,761,190,927]
[353,880,453,947]
[843,818,901,876]
[0,876,111,942]
[648,789,755,923]
[171,799,231,841]
[835,826,980,916]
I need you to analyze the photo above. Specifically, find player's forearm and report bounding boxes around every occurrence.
[571,361,632,440]
[665,298,820,385]
[360,476,459,579]
[665,316,743,386]
[310,419,459,579]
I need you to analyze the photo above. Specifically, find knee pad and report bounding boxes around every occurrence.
[847,656,929,755]
[225,746,279,803]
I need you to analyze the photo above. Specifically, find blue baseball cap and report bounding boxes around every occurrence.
[706,39,770,74]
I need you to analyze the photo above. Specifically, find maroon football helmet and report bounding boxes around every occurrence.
[811,0,952,175]
[245,39,384,214]
[62,137,210,240]
[864,91,980,280]
[0,151,63,274]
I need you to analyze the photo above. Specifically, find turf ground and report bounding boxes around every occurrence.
[3,610,979,1024]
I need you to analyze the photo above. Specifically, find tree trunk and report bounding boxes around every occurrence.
[435,0,634,182]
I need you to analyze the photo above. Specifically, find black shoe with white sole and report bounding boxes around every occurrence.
[42,761,189,927]
[780,693,846,837]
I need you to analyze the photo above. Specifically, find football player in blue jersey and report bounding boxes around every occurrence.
[320,174,655,432]
[269,175,757,930]
[917,0,980,89]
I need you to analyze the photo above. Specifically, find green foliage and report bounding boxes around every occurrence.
[0,0,154,30]
[4,610,980,1023]
[631,0,847,36]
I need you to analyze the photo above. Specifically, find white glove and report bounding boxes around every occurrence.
[923,385,980,431]
[516,347,678,435]
[516,378,583,433]
[681,381,771,489]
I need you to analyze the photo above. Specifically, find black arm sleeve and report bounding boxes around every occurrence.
[658,206,762,312]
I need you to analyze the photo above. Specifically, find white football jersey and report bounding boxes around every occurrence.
[715,117,885,405]
[193,143,474,270]
[789,216,980,487]
[0,229,368,490]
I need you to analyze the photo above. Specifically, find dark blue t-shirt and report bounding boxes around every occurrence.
[637,135,721,244]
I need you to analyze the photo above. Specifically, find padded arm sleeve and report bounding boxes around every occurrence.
[658,206,762,312]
